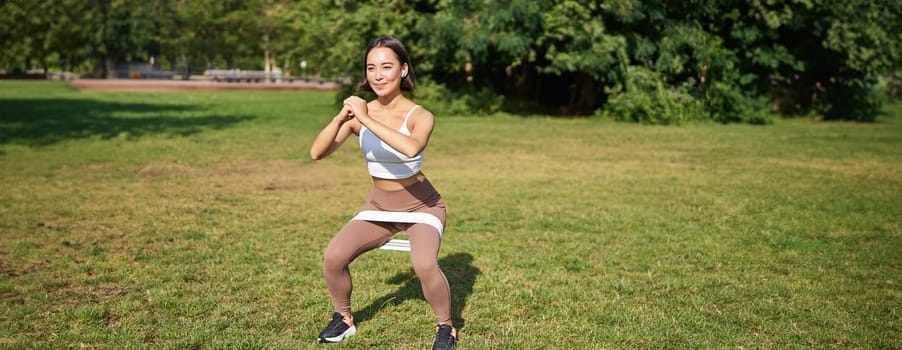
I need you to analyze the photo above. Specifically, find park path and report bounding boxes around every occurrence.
[69,78,340,92]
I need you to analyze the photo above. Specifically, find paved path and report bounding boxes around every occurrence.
[70,79,340,91]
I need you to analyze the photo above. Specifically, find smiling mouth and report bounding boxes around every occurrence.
[373,83,387,89]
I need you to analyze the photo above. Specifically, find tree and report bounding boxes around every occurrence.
[1,0,896,122]
[538,1,629,113]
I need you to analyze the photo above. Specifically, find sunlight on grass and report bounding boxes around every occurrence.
[1,81,900,348]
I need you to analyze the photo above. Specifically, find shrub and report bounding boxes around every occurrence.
[597,67,774,125]
[596,67,705,125]
[412,78,504,116]
[704,82,773,125]
[822,79,883,122]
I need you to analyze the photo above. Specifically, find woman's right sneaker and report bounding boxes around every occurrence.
[432,324,457,350]
[318,312,356,343]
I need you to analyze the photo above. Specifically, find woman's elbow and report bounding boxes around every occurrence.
[403,142,428,158]
[400,147,424,158]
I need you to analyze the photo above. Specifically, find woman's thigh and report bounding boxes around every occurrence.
[325,220,398,263]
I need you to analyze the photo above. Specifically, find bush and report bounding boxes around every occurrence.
[822,80,883,122]
[704,82,773,125]
[596,67,706,125]
[596,67,774,125]
[412,78,504,116]
[887,74,901,101]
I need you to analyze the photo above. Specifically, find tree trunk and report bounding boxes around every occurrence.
[106,58,113,79]
[263,32,271,81]
[569,72,597,115]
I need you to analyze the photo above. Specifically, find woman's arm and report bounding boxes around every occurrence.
[344,97,434,158]
[310,106,357,160]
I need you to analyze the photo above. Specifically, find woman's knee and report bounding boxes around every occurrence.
[411,255,440,276]
[323,245,351,271]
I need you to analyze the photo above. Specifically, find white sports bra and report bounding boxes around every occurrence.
[359,105,424,179]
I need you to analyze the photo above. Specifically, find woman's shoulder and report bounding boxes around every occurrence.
[407,103,434,127]
[406,103,435,132]
[410,103,433,116]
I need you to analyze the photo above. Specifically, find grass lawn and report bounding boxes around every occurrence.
[1,80,900,349]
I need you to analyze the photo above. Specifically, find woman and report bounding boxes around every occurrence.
[309,36,457,350]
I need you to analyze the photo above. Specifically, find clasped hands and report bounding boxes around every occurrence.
[339,96,368,122]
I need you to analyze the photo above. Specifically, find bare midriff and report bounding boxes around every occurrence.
[371,172,426,191]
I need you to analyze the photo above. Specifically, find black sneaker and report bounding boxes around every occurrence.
[318,312,356,343]
[432,324,456,350]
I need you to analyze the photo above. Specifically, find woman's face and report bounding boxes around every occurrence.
[366,47,407,97]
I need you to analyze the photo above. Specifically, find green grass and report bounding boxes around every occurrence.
[1,80,900,349]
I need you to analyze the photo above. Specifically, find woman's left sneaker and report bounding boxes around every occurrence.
[318,312,356,343]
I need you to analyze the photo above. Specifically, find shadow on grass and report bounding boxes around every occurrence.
[356,253,480,330]
[0,98,254,146]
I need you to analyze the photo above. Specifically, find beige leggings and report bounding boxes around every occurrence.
[322,179,451,325]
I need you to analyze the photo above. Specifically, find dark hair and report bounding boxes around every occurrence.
[358,36,415,93]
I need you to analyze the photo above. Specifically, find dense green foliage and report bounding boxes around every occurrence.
[2,1,898,122]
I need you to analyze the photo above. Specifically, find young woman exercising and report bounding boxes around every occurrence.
[309,36,456,350]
